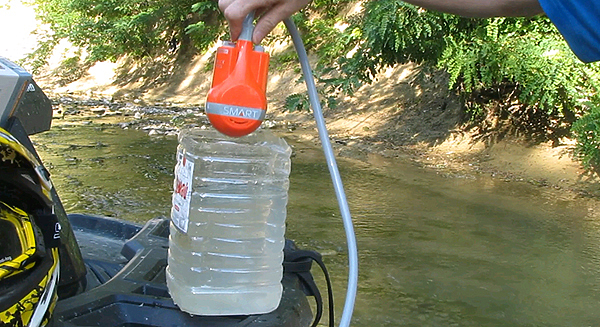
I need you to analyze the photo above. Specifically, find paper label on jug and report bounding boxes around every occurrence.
[172,152,194,233]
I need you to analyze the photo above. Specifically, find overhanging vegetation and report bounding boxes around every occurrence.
[27,0,600,174]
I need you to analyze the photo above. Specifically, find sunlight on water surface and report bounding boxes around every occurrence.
[32,122,600,327]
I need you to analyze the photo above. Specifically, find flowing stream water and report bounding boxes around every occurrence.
[31,115,600,327]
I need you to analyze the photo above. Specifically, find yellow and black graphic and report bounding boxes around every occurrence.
[0,128,30,168]
[0,203,37,279]
[0,249,59,327]
[0,128,53,213]
[0,144,21,167]
[0,202,60,327]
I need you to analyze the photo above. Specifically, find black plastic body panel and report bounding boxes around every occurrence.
[50,215,314,327]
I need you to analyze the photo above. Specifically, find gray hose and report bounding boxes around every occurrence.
[239,12,255,41]
[284,18,358,327]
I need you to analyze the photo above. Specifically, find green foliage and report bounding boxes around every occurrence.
[310,0,353,18]
[344,0,600,126]
[348,1,473,80]
[281,2,360,111]
[572,104,600,174]
[280,0,600,173]
[25,0,600,173]
[21,35,61,73]
[26,0,223,72]
[185,1,223,50]
[282,0,475,110]
[283,70,340,113]
[292,0,600,172]
[314,63,361,99]
[437,17,600,119]
[53,54,90,86]
[287,0,358,65]
[285,93,310,112]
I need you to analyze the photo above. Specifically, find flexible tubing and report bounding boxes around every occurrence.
[239,12,255,41]
[284,18,358,327]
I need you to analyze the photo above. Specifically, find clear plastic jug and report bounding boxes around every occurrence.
[166,127,292,315]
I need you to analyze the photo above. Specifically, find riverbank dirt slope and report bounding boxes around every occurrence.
[34,42,599,200]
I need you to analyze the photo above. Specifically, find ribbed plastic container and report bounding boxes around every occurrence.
[166,127,292,316]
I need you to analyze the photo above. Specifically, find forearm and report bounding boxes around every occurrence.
[402,0,544,17]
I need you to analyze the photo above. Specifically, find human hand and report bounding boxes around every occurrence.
[219,0,311,44]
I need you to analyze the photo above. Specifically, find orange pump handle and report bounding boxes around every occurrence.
[206,36,269,137]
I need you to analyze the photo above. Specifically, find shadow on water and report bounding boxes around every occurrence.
[33,123,600,327]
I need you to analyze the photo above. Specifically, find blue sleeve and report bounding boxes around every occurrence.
[538,0,600,63]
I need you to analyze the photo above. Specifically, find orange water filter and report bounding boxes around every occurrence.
[205,18,270,137]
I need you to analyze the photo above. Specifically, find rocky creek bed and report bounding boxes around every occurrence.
[45,93,600,206]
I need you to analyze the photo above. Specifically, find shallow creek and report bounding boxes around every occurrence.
[31,116,600,327]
